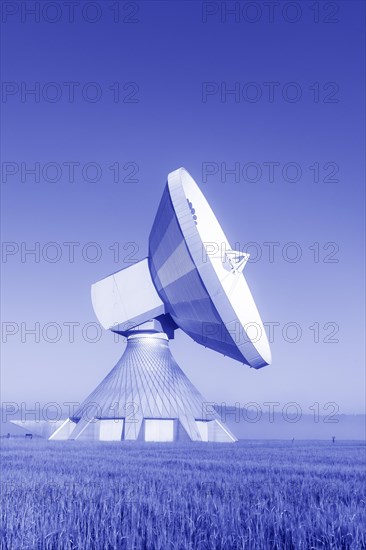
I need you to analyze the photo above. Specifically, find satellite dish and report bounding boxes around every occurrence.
[148,168,271,369]
[92,167,270,369]
[14,168,271,443]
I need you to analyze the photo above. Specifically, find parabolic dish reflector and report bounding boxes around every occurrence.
[149,168,271,369]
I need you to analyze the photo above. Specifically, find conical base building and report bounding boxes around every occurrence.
[49,331,236,442]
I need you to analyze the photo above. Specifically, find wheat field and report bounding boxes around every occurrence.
[1,440,365,549]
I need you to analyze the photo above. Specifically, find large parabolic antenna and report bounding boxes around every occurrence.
[14,168,271,442]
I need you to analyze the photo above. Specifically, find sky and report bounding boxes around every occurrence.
[1,0,365,418]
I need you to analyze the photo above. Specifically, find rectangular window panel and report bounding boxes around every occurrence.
[196,420,209,442]
[99,419,124,441]
[144,419,174,442]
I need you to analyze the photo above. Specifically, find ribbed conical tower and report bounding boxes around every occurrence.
[49,331,236,442]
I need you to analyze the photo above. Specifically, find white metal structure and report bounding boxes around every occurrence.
[13,168,270,443]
